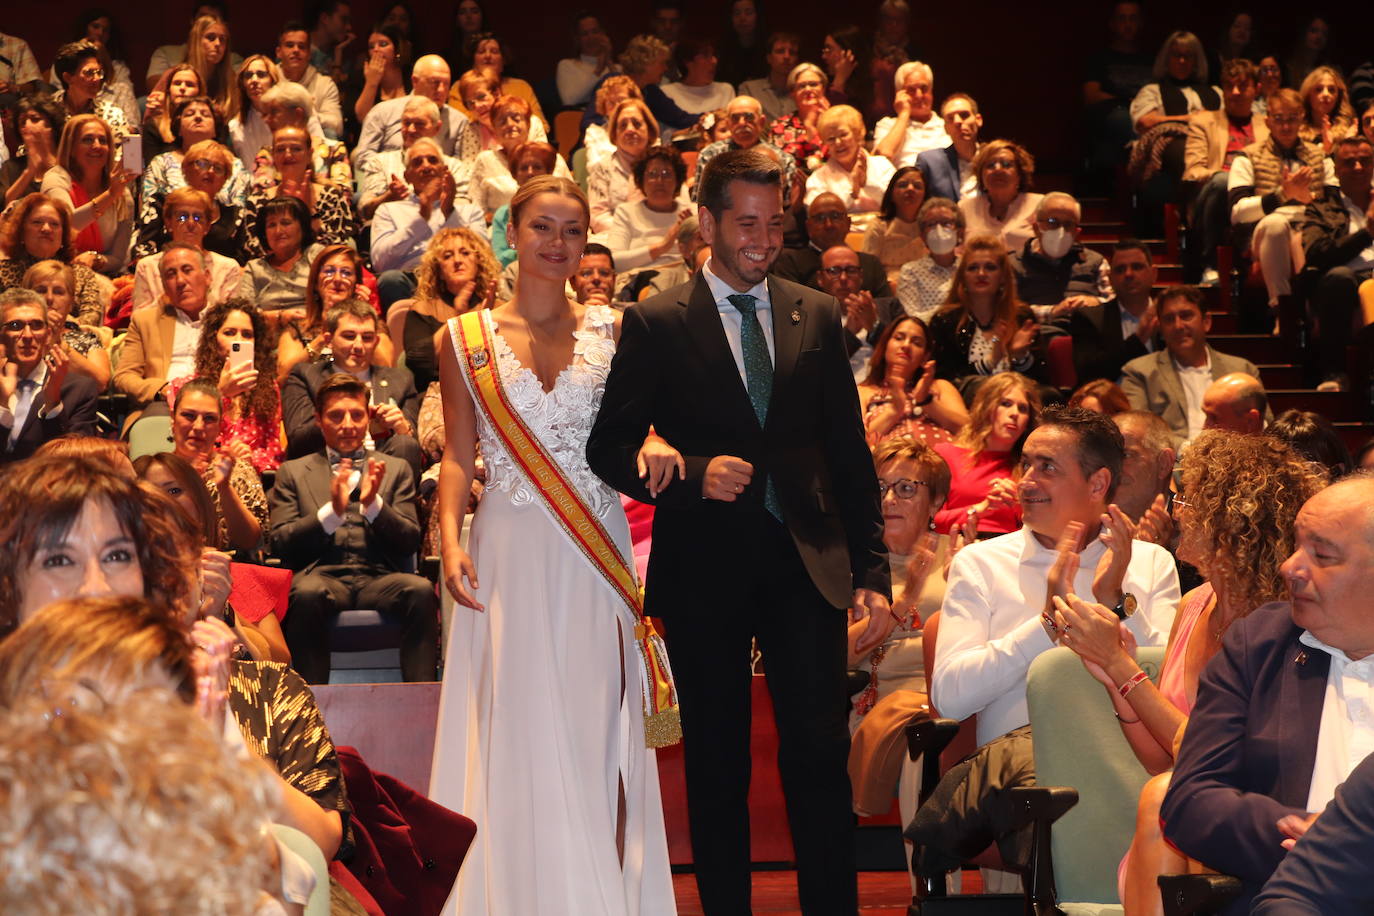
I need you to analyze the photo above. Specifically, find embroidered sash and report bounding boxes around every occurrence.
[453,310,681,748]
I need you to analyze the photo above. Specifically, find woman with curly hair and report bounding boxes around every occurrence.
[1299,65,1356,154]
[1051,430,1325,916]
[930,370,1040,536]
[582,75,642,169]
[171,299,283,475]
[0,193,109,328]
[927,234,1042,388]
[959,139,1043,254]
[401,227,497,393]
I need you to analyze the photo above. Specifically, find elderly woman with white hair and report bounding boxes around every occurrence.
[873,60,948,168]
[805,104,895,226]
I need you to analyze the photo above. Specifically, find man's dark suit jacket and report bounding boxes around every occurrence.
[772,246,894,299]
[269,450,423,574]
[1301,191,1374,275]
[916,145,962,203]
[1067,298,1156,384]
[586,274,890,613]
[845,296,906,360]
[1160,602,1327,915]
[0,371,101,462]
[280,360,420,460]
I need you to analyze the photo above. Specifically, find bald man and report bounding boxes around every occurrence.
[1202,372,1268,434]
[1164,475,1374,913]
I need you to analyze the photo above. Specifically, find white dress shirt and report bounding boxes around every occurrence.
[370,194,488,274]
[1,363,59,446]
[702,258,775,389]
[168,309,203,381]
[933,526,1180,747]
[1173,351,1211,442]
[874,114,951,168]
[1301,630,1374,813]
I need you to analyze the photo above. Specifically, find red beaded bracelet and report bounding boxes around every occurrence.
[1118,670,1149,698]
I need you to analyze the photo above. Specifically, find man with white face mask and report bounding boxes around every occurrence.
[1010,191,1111,326]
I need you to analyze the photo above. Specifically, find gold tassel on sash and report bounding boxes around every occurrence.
[454,311,682,748]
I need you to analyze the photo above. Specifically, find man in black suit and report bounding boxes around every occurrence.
[0,289,99,462]
[270,373,438,684]
[280,298,421,475]
[773,192,893,297]
[1067,239,1160,384]
[587,149,892,914]
[816,245,904,371]
[1162,475,1374,914]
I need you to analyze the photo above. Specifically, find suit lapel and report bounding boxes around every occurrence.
[767,276,806,424]
[1155,352,1187,420]
[301,453,333,515]
[155,306,178,371]
[1278,639,1330,805]
[683,277,760,431]
[1104,299,1125,346]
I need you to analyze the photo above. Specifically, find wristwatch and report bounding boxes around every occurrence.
[1112,593,1137,620]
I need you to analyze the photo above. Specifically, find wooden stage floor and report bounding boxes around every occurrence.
[672,870,914,914]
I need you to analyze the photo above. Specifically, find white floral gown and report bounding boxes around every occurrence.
[429,305,676,915]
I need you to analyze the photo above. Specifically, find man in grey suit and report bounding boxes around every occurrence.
[1120,285,1263,447]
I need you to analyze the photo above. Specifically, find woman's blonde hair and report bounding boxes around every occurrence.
[1299,66,1355,136]
[150,62,204,143]
[1178,431,1324,617]
[414,227,499,307]
[1152,30,1207,83]
[509,174,589,226]
[618,34,670,79]
[873,438,952,508]
[186,15,237,117]
[233,54,281,120]
[20,259,77,313]
[595,75,641,117]
[608,98,660,147]
[942,233,1024,334]
[56,114,130,222]
[817,104,865,144]
[956,371,1040,457]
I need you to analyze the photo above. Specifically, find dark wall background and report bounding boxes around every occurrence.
[10,0,1367,174]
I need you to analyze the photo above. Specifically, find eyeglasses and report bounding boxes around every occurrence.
[2,319,47,333]
[243,69,272,80]
[1169,494,1191,517]
[985,159,1018,171]
[320,266,356,280]
[728,111,759,123]
[822,265,861,277]
[173,212,206,224]
[1042,217,1079,231]
[922,218,957,230]
[643,169,676,181]
[878,478,928,500]
[78,67,105,80]
[189,158,228,175]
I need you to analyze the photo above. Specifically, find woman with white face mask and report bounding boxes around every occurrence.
[897,198,963,321]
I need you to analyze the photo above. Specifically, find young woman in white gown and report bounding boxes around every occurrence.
[430,175,679,915]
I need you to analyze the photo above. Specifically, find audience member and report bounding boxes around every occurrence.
[1201,371,1268,434]
[0,288,99,461]
[1081,0,1152,190]
[1268,408,1353,481]
[863,168,926,288]
[355,96,468,223]
[1205,12,1254,86]
[276,243,391,376]
[134,138,249,263]
[350,23,410,127]
[467,97,569,219]
[371,137,486,307]
[1109,409,1174,528]
[144,0,240,90]
[661,37,734,118]
[960,140,1043,255]
[873,62,947,169]
[0,97,65,208]
[241,126,358,260]
[739,32,800,122]
[1253,55,1283,115]
[1068,240,1160,384]
[1227,88,1332,312]
[1010,191,1110,324]
[227,54,286,168]
[1285,16,1332,103]
[1159,472,1374,914]
[571,242,617,306]
[185,16,238,121]
[613,34,696,137]
[1299,65,1354,155]
[817,245,903,368]
[769,62,830,170]
[928,234,1041,388]
[131,189,242,311]
[0,193,110,328]
[353,55,465,164]
[896,197,962,322]
[587,98,660,235]
[245,77,351,190]
[488,142,560,269]
[398,227,495,392]
[276,20,343,140]
[772,192,891,296]
[929,371,1039,536]
[0,29,42,96]
[910,407,1178,880]
[1301,135,1374,391]
[820,25,870,116]
[50,39,131,145]
[716,0,765,88]
[445,0,485,73]
[304,0,353,85]
[142,63,208,161]
[1069,378,1131,415]
[42,114,135,276]
[607,145,693,298]
[448,34,546,130]
[1120,286,1261,446]
[21,259,112,388]
[581,76,643,169]
[807,105,895,224]
[1183,58,1266,284]
[915,94,982,204]
[692,96,799,205]
[555,12,615,108]
[235,194,324,321]
[857,315,967,447]
[270,372,438,683]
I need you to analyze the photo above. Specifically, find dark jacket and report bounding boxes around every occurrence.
[1301,190,1374,275]
[1009,239,1106,308]
[1160,602,1327,915]
[772,245,893,298]
[1067,298,1157,383]
[0,370,101,462]
[586,274,890,612]
[916,145,963,203]
[926,305,1045,384]
[281,359,420,460]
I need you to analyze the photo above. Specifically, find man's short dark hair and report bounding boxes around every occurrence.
[315,373,369,413]
[1333,135,1374,158]
[766,31,800,54]
[53,41,100,82]
[323,299,378,334]
[304,0,345,30]
[697,149,782,221]
[582,242,615,270]
[1157,285,1205,318]
[1111,238,1153,266]
[1039,405,1125,502]
[278,19,308,39]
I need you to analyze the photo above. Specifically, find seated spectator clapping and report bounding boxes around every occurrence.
[21,259,112,388]
[355,96,470,223]
[131,189,242,311]
[806,104,895,224]
[241,126,358,261]
[0,194,110,328]
[857,315,968,447]
[41,113,136,276]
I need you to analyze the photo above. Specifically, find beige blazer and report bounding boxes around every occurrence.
[1184,110,1270,183]
[113,304,181,409]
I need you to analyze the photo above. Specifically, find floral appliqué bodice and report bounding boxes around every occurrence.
[454,305,621,519]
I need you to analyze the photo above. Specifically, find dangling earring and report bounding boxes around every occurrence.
[928,518,937,532]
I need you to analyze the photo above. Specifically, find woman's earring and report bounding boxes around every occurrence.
[928,518,937,531]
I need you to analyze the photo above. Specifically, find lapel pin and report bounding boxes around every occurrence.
[790,309,801,324]
[1296,651,1308,666]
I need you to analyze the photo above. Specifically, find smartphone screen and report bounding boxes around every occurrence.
[119,134,143,175]
[228,339,254,369]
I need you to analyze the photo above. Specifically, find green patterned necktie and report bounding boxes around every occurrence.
[727,293,783,520]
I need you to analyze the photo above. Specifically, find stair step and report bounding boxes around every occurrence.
[1269,389,1364,422]
[1208,311,1238,334]
[1209,334,1299,365]
[1257,364,1302,389]
[1335,423,1374,454]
